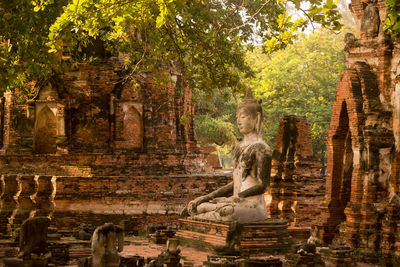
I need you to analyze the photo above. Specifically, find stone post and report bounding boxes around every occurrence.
[12,175,37,230]
[35,175,55,218]
[0,175,20,235]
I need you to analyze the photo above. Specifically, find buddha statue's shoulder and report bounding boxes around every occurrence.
[234,139,271,158]
[245,139,271,156]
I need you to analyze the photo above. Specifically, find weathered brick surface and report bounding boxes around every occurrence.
[0,61,228,233]
[0,62,204,173]
[266,115,324,228]
[0,173,230,231]
[53,173,231,215]
[312,0,400,262]
[202,145,221,170]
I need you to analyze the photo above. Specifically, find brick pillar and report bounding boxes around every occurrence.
[359,183,378,254]
[280,162,296,225]
[380,205,399,260]
[267,160,282,219]
[395,222,400,258]
[268,115,323,227]
[56,104,67,153]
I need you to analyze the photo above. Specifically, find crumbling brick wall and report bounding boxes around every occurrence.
[0,173,231,232]
[0,61,205,176]
[312,0,400,261]
[0,60,228,233]
[266,115,324,227]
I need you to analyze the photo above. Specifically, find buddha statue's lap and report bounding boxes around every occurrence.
[181,89,272,223]
[193,196,268,222]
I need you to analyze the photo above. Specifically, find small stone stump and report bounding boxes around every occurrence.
[3,217,52,267]
[319,245,354,267]
[120,255,145,267]
[285,243,324,267]
[148,238,182,267]
[148,226,176,244]
[80,222,123,267]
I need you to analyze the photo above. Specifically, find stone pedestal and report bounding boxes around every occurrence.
[176,218,292,255]
[285,253,324,267]
[319,246,355,267]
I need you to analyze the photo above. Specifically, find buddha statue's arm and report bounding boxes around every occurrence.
[203,181,234,200]
[238,150,271,198]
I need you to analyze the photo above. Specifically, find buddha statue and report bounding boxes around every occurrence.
[181,89,271,223]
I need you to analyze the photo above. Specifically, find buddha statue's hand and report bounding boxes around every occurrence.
[180,206,189,217]
[181,195,208,216]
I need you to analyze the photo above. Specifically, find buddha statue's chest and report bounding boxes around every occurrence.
[232,140,271,195]
[232,146,258,195]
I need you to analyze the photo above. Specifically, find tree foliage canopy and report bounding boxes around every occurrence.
[195,88,238,147]
[384,0,400,39]
[0,0,67,96]
[0,0,343,95]
[249,29,346,160]
[196,29,347,162]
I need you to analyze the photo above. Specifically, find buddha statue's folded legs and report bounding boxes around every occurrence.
[191,195,268,223]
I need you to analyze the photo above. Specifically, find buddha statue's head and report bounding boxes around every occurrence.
[237,88,262,136]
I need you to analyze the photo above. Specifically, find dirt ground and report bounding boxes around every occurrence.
[0,237,382,267]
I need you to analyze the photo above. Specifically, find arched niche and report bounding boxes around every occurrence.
[34,105,57,154]
[112,81,144,150]
[33,82,67,154]
[123,105,143,149]
[330,101,353,212]
[325,100,354,244]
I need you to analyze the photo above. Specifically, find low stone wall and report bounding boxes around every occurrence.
[0,173,232,233]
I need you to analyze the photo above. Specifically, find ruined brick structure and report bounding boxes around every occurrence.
[0,63,202,174]
[0,60,228,233]
[202,145,222,171]
[312,0,400,262]
[265,115,324,227]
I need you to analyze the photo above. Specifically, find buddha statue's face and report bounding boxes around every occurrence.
[237,108,258,135]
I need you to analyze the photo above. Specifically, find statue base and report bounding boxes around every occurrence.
[176,218,292,255]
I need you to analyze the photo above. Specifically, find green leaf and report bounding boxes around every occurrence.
[294,0,301,9]
[156,14,165,28]
[326,0,333,8]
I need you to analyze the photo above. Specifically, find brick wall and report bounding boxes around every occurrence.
[0,60,219,235]
[266,115,324,227]
[0,173,231,232]
[312,0,400,262]
[0,61,206,175]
